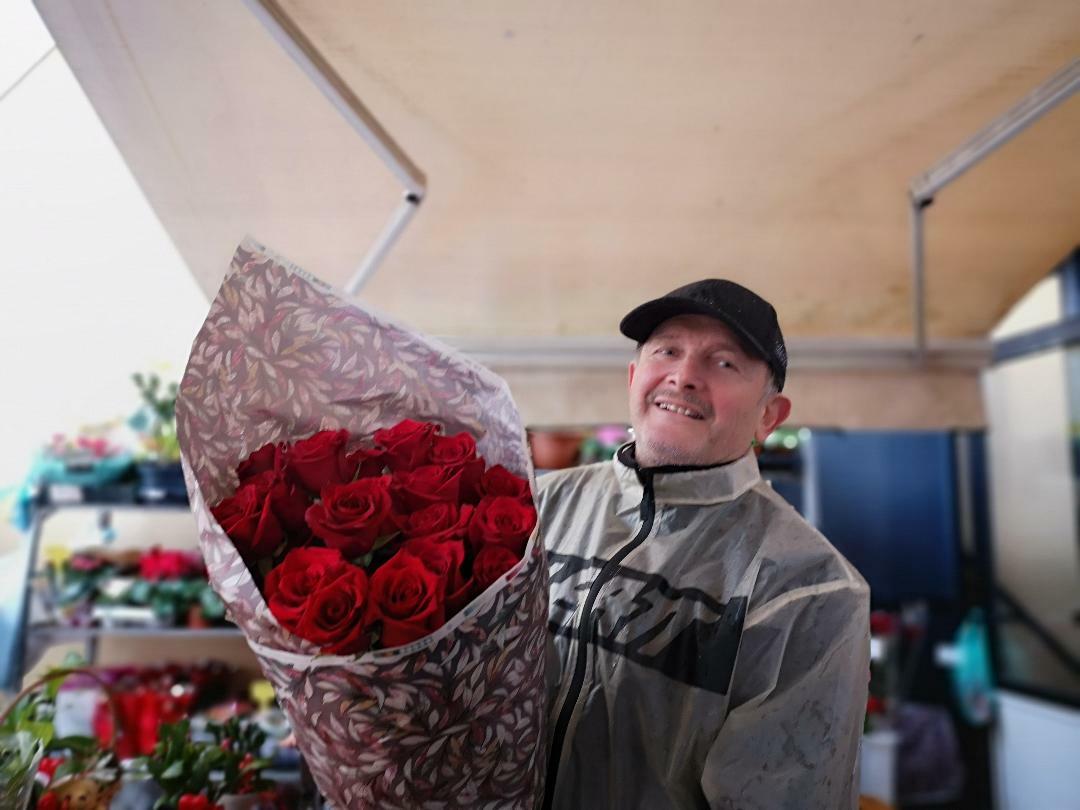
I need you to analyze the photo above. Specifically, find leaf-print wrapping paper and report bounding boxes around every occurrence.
[176,238,548,809]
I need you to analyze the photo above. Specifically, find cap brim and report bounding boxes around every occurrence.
[619,296,771,366]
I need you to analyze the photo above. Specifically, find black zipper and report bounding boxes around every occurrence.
[543,469,657,810]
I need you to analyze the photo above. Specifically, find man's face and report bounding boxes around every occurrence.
[627,314,791,467]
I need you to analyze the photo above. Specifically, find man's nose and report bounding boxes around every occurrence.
[666,356,703,389]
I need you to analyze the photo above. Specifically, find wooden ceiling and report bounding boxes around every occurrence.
[33,0,1080,346]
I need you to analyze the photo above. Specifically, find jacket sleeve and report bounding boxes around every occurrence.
[700,580,870,810]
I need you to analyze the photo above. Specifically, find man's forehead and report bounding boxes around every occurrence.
[646,314,747,351]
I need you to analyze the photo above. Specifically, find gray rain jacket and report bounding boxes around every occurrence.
[539,444,869,810]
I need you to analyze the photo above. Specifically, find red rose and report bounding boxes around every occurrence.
[38,756,64,781]
[237,441,283,482]
[210,478,283,558]
[473,544,520,591]
[285,429,352,493]
[401,502,474,542]
[293,565,373,654]
[265,474,313,538]
[369,550,444,647]
[374,419,437,471]
[430,432,478,466]
[479,464,532,500]
[392,464,472,511]
[468,496,537,555]
[139,547,202,581]
[403,536,472,615]
[305,476,399,558]
[345,445,388,478]
[265,546,353,628]
[178,795,223,810]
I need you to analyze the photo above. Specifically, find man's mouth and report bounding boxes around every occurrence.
[653,399,706,420]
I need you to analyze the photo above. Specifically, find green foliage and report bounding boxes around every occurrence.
[0,731,43,809]
[131,372,181,462]
[135,718,271,808]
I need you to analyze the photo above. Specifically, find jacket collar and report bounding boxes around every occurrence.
[613,442,761,509]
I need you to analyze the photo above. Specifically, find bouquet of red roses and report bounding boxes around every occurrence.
[176,239,547,809]
[209,421,536,654]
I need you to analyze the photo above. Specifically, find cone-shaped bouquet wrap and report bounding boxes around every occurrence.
[177,239,547,809]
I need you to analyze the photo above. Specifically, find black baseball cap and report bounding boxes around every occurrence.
[619,279,788,391]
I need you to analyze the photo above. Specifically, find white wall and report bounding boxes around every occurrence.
[983,275,1080,809]
[994,692,1080,810]
[0,3,256,680]
[0,2,209,532]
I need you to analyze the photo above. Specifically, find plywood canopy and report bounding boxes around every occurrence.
[32,1,1080,342]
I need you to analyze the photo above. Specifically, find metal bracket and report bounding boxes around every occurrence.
[243,0,426,294]
[909,58,1080,365]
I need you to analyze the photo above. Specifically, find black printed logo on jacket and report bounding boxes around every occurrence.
[547,552,747,695]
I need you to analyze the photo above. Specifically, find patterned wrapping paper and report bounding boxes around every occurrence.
[176,238,548,809]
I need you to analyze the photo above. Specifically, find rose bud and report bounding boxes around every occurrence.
[369,549,444,647]
[305,476,399,558]
[285,429,353,493]
[479,465,532,501]
[403,535,472,615]
[400,502,474,542]
[468,495,537,556]
[374,419,437,471]
[473,544,521,591]
[211,477,284,558]
[345,445,388,479]
[391,464,471,512]
[236,441,284,482]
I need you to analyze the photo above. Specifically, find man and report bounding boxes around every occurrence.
[538,279,869,810]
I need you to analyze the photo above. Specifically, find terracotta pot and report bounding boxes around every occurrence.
[529,431,583,470]
[187,605,210,629]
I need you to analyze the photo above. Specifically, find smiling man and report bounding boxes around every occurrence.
[538,280,870,810]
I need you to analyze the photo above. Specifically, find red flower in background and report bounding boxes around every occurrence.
[286,429,352,493]
[468,496,537,556]
[305,476,398,558]
[375,419,436,471]
[178,795,223,810]
[370,550,444,648]
[139,547,204,581]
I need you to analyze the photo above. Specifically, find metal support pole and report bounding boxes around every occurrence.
[243,0,427,293]
[908,58,1080,365]
[911,197,930,365]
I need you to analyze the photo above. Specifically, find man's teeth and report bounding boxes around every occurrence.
[656,402,702,419]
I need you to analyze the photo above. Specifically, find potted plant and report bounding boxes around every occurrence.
[136,719,270,810]
[130,372,186,502]
[0,665,122,810]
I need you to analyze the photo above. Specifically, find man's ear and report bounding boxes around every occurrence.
[628,360,637,390]
[755,394,792,444]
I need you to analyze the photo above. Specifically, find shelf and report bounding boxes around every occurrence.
[28,625,243,641]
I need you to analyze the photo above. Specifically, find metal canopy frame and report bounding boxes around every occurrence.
[244,0,426,295]
[909,58,1080,364]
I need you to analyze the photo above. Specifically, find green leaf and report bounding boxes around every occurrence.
[160,760,185,780]
[17,720,53,746]
[50,735,98,756]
